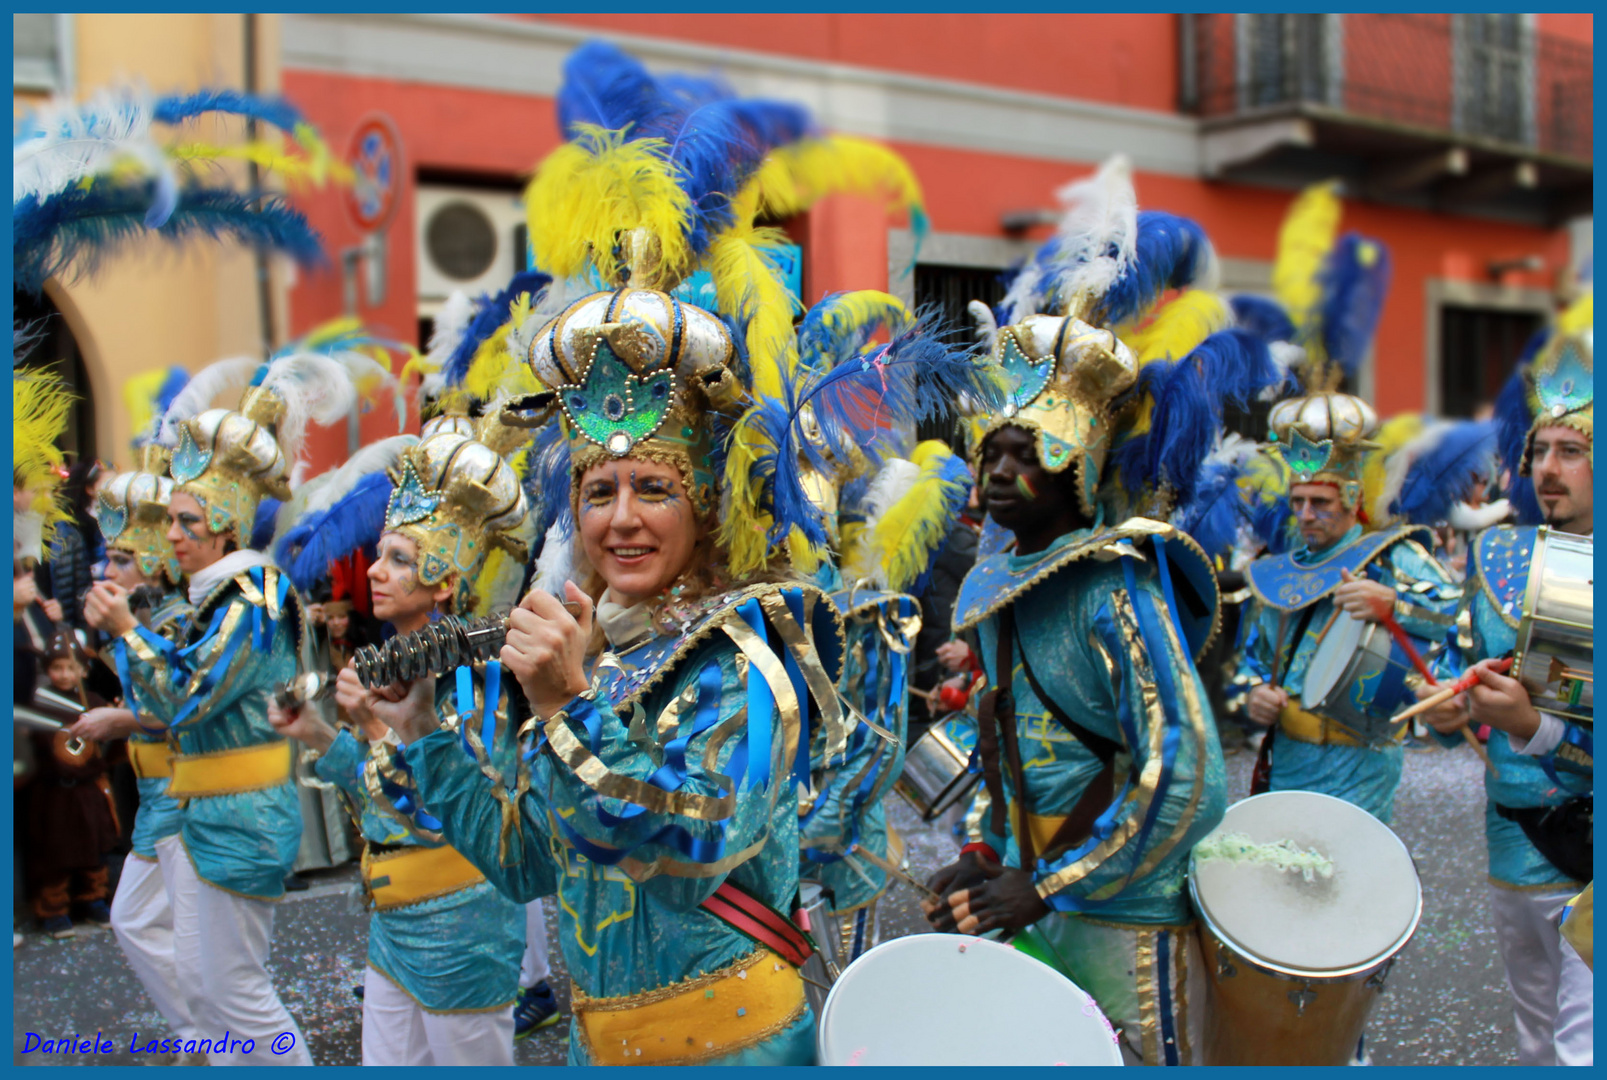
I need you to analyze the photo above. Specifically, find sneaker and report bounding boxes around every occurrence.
[514,980,561,1039]
[352,984,365,1001]
[283,872,310,893]
[42,915,75,940]
[78,900,113,928]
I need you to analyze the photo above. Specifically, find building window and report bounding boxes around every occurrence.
[1236,14,1342,111]
[1439,305,1543,420]
[14,14,72,95]
[913,263,1008,445]
[1454,14,1536,147]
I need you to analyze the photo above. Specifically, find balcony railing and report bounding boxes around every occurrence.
[1188,13,1592,164]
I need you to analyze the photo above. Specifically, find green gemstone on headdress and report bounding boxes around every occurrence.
[1536,337,1592,418]
[1275,428,1334,478]
[170,425,211,484]
[560,341,675,456]
[999,333,1055,412]
[386,457,440,528]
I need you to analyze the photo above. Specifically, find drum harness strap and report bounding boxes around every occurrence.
[698,878,818,969]
[1251,605,1318,795]
[979,607,1131,871]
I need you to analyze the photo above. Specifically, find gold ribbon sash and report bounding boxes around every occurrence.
[573,949,806,1065]
[362,843,485,911]
[128,740,174,780]
[167,741,292,798]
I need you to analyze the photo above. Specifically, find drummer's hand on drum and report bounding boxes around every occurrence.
[947,864,1051,936]
[1333,569,1396,624]
[1466,659,1542,741]
[922,853,994,928]
[1246,683,1288,727]
[69,707,139,742]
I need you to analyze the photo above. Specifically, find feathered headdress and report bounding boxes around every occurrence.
[13,368,75,560]
[155,320,405,550]
[503,41,938,582]
[13,84,338,296]
[973,156,1278,527]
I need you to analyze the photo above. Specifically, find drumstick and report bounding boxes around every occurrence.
[849,844,941,903]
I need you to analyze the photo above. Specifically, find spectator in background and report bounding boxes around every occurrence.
[39,457,106,633]
[908,483,982,737]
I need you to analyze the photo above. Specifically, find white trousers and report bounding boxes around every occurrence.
[111,835,201,1042]
[169,849,314,1066]
[1555,938,1594,1066]
[520,897,551,987]
[361,967,515,1066]
[1489,884,1592,1066]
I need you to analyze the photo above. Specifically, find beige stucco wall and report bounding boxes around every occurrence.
[15,14,289,470]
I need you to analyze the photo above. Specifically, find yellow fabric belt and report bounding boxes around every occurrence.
[128,740,173,780]
[573,949,806,1065]
[1278,704,1403,748]
[362,843,485,911]
[167,741,292,798]
[1007,803,1070,856]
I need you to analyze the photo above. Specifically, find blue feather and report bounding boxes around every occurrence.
[1390,419,1499,526]
[275,473,394,595]
[152,90,307,135]
[1175,459,1249,560]
[556,40,675,139]
[1495,330,1547,525]
[14,180,325,295]
[251,498,282,552]
[443,269,552,387]
[528,419,574,542]
[155,366,191,415]
[1251,493,1297,555]
[1230,294,1296,344]
[1098,211,1212,326]
[1318,233,1391,380]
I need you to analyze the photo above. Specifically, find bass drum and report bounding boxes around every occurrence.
[816,934,1123,1066]
[1190,791,1421,1066]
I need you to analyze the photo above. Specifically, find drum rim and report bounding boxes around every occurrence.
[1188,791,1423,979]
[896,725,982,820]
[1302,612,1374,710]
[815,934,1125,1065]
[1514,526,1594,715]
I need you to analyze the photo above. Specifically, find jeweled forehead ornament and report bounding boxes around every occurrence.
[558,320,677,459]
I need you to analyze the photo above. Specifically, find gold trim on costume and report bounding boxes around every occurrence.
[1135,928,1160,1066]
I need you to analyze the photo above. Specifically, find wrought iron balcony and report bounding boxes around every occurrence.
[1182,13,1591,224]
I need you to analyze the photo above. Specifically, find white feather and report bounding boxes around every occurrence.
[531,518,576,597]
[507,276,594,366]
[1001,156,1138,324]
[1264,341,1304,400]
[1204,432,1260,470]
[272,434,418,541]
[861,458,921,531]
[967,300,998,354]
[426,290,475,370]
[255,353,358,462]
[13,86,169,205]
[156,355,260,446]
[1448,499,1510,532]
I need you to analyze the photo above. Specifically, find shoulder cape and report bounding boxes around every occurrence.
[1245,524,1432,614]
[953,518,1219,660]
[1469,524,1536,631]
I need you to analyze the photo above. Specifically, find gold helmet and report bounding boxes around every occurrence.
[1266,391,1380,510]
[167,386,291,549]
[96,445,183,586]
[1521,298,1592,474]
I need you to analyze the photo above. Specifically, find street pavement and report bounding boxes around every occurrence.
[14,738,1526,1065]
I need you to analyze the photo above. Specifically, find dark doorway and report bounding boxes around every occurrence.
[1440,305,1545,418]
[13,290,94,463]
[913,263,1011,446]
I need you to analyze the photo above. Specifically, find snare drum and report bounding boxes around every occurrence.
[1190,791,1421,1066]
[1517,527,1593,722]
[816,934,1123,1065]
[1301,612,1422,743]
[893,721,980,821]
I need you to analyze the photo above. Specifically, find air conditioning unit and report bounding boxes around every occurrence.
[416,185,529,305]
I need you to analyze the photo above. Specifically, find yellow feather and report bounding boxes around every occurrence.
[121,368,176,451]
[859,441,968,592]
[169,141,353,188]
[1238,446,1290,506]
[708,222,801,401]
[13,370,75,545]
[1363,413,1424,522]
[1123,290,1229,367]
[1559,292,1593,336]
[718,411,780,579]
[800,291,913,374]
[1272,181,1342,334]
[524,126,692,286]
[464,322,539,401]
[751,135,926,224]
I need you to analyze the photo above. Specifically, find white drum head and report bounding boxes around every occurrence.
[1191,792,1420,977]
[816,934,1123,1065]
[1301,612,1365,708]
